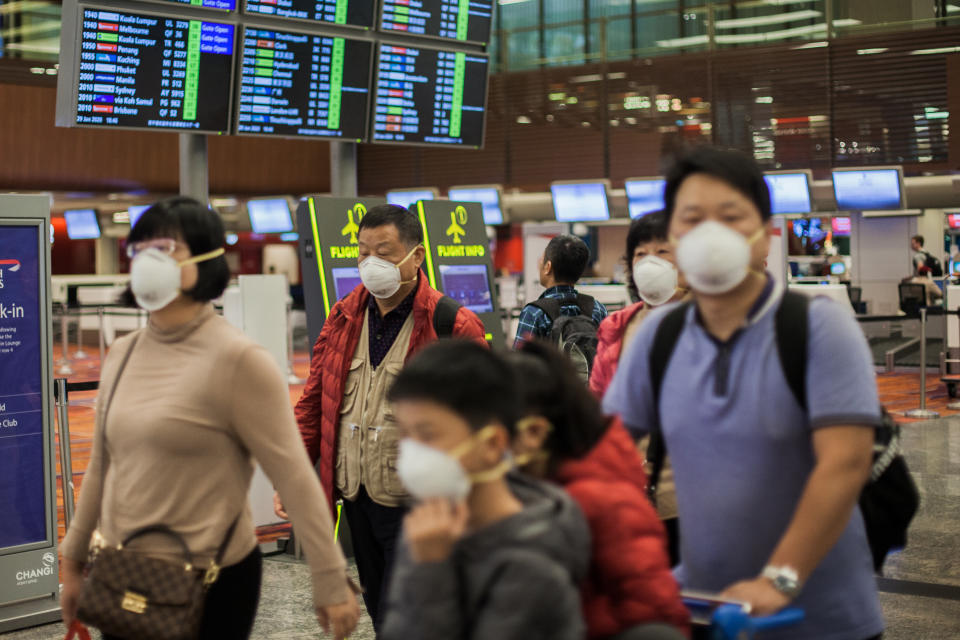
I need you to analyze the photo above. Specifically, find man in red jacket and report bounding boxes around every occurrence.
[274,205,485,631]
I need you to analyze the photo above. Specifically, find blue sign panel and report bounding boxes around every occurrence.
[0,226,46,549]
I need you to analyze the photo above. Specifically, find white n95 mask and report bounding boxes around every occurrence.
[632,256,678,306]
[130,247,225,311]
[358,246,419,299]
[675,221,764,295]
[396,426,510,501]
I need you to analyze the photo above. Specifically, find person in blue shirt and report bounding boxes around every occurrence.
[604,147,884,640]
[514,234,607,349]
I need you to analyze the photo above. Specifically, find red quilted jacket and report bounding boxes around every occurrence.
[554,420,691,638]
[589,302,644,398]
[294,275,486,510]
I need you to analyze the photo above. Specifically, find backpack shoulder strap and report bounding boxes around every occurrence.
[645,302,690,503]
[527,297,562,322]
[575,293,595,318]
[433,295,462,338]
[774,290,809,412]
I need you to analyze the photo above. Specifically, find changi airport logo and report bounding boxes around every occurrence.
[14,553,56,587]
[445,206,467,244]
[0,258,21,290]
[330,204,366,259]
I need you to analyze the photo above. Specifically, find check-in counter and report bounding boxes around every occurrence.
[787,283,855,316]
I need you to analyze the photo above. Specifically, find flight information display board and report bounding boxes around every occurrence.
[235,27,372,139]
[69,7,235,133]
[379,0,493,45]
[139,0,236,11]
[244,0,375,28]
[372,43,488,147]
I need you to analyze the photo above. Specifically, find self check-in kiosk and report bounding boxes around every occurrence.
[0,194,60,632]
[416,200,504,346]
[296,196,387,347]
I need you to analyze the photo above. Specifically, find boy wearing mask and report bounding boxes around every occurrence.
[381,340,590,640]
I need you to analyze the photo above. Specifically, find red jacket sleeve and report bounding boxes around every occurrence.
[294,322,331,465]
[569,479,691,635]
[589,331,617,399]
[452,307,489,347]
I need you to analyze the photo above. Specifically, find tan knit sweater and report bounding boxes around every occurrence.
[61,305,350,607]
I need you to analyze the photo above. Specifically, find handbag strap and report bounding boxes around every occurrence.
[64,621,92,640]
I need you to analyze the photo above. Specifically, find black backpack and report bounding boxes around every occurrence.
[433,295,461,338]
[647,290,920,573]
[527,294,599,382]
[921,251,944,277]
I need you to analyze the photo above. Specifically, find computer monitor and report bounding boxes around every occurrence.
[247,198,294,234]
[64,209,101,240]
[830,262,846,275]
[831,217,851,236]
[447,186,504,225]
[763,171,812,215]
[624,178,666,219]
[550,181,611,222]
[128,205,150,229]
[386,189,437,210]
[438,264,494,314]
[832,167,904,211]
[948,214,960,229]
[332,267,363,300]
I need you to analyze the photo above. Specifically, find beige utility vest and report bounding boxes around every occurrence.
[336,308,413,507]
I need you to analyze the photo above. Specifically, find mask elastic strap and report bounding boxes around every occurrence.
[450,424,498,459]
[396,245,422,286]
[178,247,225,267]
[469,459,512,484]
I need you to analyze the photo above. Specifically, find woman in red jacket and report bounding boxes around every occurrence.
[589,212,686,566]
[508,341,690,640]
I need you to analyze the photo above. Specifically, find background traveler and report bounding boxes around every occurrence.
[277,204,485,631]
[60,197,359,640]
[381,340,590,640]
[604,148,884,640]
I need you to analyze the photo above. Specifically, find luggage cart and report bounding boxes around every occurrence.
[683,592,804,640]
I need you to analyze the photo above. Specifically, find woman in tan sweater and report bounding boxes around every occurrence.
[60,197,359,639]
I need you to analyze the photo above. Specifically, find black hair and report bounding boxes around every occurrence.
[663,147,771,222]
[912,235,924,247]
[505,341,608,471]
[123,196,230,304]
[358,204,423,248]
[544,234,590,284]
[388,340,521,434]
[624,211,668,300]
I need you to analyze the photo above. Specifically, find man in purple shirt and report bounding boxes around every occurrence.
[604,148,884,640]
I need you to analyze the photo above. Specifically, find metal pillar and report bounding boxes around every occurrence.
[72,310,88,360]
[179,133,209,203]
[329,142,358,198]
[906,307,940,419]
[286,301,305,385]
[57,309,74,376]
[98,306,106,366]
[54,378,76,529]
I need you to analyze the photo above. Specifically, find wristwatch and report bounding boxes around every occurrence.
[762,565,802,599]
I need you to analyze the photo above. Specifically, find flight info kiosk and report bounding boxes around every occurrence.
[0,195,59,633]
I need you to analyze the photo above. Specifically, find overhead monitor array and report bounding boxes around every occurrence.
[551,181,611,223]
[56,0,491,148]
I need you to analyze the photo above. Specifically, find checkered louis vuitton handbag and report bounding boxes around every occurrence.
[75,336,240,640]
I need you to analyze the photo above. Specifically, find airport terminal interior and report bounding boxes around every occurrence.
[2,0,960,638]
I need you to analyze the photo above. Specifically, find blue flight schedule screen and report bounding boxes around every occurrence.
[0,226,47,549]
[551,183,610,222]
[833,169,903,211]
[625,179,665,218]
[764,173,811,214]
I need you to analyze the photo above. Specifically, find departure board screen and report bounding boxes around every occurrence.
[72,8,235,133]
[235,28,372,139]
[379,0,493,44]
[244,0,375,28]
[140,0,236,11]
[372,44,488,147]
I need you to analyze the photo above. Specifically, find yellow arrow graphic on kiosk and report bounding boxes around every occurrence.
[446,208,467,244]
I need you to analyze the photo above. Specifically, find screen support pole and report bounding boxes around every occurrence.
[330,141,358,197]
[179,133,209,203]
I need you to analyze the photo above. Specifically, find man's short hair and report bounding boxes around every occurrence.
[544,234,590,284]
[664,147,771,222]
[912,235,925,247]
[358,204,423,247]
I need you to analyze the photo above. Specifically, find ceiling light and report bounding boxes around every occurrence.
[910,46,960,55]
[714,9,821,30]
[857,48,888,55]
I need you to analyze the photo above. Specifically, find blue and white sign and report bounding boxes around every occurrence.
[0,226,46,550]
